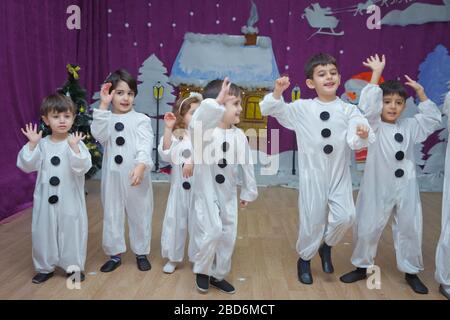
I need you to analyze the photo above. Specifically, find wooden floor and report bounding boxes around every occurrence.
[0,180,446,300]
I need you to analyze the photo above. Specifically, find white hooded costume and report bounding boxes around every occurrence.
[260,94,374,261]
[158,134,195,263]
[17,136,92,273]
[189,98,258,280]
[91,109,154,256]
[436,91,450,290]
[351,84,442,274]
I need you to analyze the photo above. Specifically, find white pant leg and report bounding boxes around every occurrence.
[57,204,88,272]
[192,198,222,276]
[392,185,424,274]
[324,177,355,246]
[161,187,190,262]
[102,172,126,256]
[188,204,199,263]
[210,201,238,281]
[125,177,153,255]
[296,169,328,261]
[436,170,450,286]
[351,190,393,268]
[32,204,58,273]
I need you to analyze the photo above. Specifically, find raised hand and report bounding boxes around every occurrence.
[216,77,236,106]
[164,112,177,129]
[99,82,115,109]
[21,123,42,150]
[362,54,386,73]
[363,54,385,84]
[68,132,85,146]
[68,131,85,154]
[356,124,369,139]
[273,76,290,99]
[404,75,427,102]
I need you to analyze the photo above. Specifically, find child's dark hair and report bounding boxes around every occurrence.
[380,80,408,101]
[40,93,76,116]
[202,79,241,99]
[304,53,338,79]
[172,95,202,132]
[104,69,138,96]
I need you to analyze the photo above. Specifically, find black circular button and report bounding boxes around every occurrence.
[182,149,191,159]
[394,133,404,143]
[50,156,60,166]
[323,145,334,154]
[116,136,125,146]
[218,159,227,168]
[182,182,191,190]
[114,155,123,164]
[395,151,405,161]
[320,111,330,121]
[48,195,59,204]
[49,176,60,186]
[115,122,124,131]
[395,169,404,178]
[321,128,331,138]
[222,142,230,152]
[215,174,225,184]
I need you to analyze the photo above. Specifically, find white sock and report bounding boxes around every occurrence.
[163,261,178,274]
[443,284,450,293]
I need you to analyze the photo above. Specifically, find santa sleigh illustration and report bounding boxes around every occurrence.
[302,3,345,40]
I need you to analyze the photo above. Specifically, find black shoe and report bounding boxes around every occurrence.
[297,257,313,285]
[340,268,367,283]
[66,271,86,282]
[439,285,450,300]
[196,273,210,293]
[32,272,54,284]
[210,277,236,294]
[405,273,429,294]
[318,243,334,273]
[136,255,151,271]
[100,259,121,273]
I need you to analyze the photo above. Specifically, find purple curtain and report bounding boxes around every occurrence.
[2,0,450,220]
[0,0,109,221]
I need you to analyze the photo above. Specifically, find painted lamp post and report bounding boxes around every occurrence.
[153,81,164,172]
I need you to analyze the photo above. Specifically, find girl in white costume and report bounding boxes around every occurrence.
[17,94,92,284]
[436,91,450,300]
[190,79,258,294]
[260,53,373,285]
[91,69,154,273]
[340,55,442,295]
[158,93,202,274]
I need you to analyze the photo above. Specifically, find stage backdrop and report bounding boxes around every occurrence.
[1,0,450,221]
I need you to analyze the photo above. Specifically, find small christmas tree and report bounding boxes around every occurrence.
[40,64,102,178]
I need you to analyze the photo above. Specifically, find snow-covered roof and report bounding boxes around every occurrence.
[170,33,279,90]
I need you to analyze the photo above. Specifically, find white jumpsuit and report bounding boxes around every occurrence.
[189,98,258,280]
[158,134,195,263]
[260,94,374,261]
[17,136,92,273]
[436,91,450,288]
[91,109,154,256]
[351,84,442,274]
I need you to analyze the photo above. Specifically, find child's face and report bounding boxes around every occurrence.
[42,110,75,135]
[222,96,242,126]
[183,102,200,126]
[306,64,341,98]
[381,93,406,123]
[112,80,135,114]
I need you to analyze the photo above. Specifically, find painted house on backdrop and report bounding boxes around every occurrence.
[169,32,280,152]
